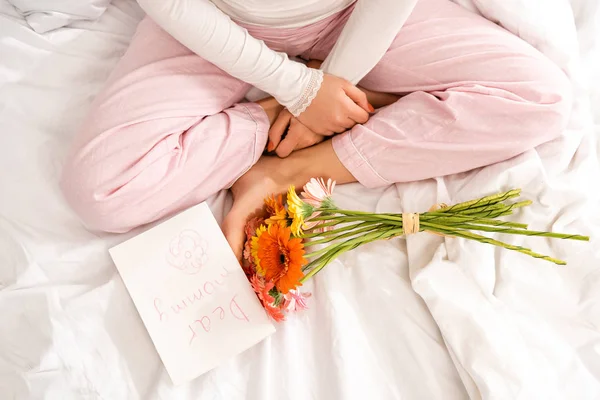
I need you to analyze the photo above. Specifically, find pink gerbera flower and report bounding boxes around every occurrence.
[245,217,265,239]
[301,178,336,207]
[265,304,286,322]
[243,217,265,275]
[282,290,311,312]
[250,274,275,304]
[250,275,286,322]
[301,178,336,232]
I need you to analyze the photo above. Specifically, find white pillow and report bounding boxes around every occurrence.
[7,0,112,33]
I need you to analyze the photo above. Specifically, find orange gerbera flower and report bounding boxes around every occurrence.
[264,194,288,227]
[252,224,306,294]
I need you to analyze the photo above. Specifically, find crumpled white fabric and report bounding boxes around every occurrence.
[1,0,599,398]
[404,1,600,398]
[7,0,112,33]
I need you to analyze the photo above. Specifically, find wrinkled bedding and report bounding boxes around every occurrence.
[1,0,599,398]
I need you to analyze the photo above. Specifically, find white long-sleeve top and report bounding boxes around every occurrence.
[137,0,418,116]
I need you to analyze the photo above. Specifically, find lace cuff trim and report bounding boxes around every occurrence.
[288,68,324,117]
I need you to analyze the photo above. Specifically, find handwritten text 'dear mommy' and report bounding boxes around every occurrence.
[109,202,275,385]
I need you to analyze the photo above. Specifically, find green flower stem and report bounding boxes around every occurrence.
[334,210,430,223]
[301,257,320,272]
[300,220,381,239]
[427,205,506,218]
[421,214,528,229]
[458,200,532,217]
[307,197,530,230]
[420,225,568,265]
[441,189,522,213]
[308,213,402,223]
[305,207,527,236]
[304,244,342,260]
[307,215,381,223]
[445,202,510,216]
[416,222,565,264]
[301,226,404,283]
[312,244,347,270]
[302,246,341,271]
[304,241,350,259]
[421,221,590,241]
[426,200,530,221]
[319,226,404,262]
[297,188,585,279]
[304,226,402,260]
[306,224,385,247]
[450,202,507,214]
[318,209,385,216]
[302,219,344,231]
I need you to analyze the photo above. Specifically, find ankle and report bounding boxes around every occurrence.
[256,97,284,126]
[273,141,344,189]
[360,87,400,109]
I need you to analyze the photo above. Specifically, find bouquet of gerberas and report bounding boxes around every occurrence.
[243,178,589,321]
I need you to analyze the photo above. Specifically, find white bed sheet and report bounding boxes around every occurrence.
[1,0,599,399]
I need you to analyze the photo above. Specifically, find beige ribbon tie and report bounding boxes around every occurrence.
[402,203,448,236]
[402,213,420,235]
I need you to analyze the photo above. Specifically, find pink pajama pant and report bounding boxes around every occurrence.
[61,0,572,233]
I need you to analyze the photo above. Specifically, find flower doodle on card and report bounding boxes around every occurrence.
[167,229,208,274]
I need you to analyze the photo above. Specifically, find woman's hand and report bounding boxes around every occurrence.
[297,73,373,135]
[268,109,326,158]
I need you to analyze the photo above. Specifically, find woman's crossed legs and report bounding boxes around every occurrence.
[61,0,571,257]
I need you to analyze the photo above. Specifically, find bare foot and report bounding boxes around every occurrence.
[222,156,289,261]
[222,140,355,261]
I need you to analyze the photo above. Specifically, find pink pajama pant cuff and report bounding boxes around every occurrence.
[332,132,391,189]
[238,103,271,171]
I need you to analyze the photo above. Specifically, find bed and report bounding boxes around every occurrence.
[1,0,599,398]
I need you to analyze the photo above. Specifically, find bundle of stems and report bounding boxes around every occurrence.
[299,189,589,283]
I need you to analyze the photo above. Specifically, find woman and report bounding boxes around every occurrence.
[60,0,571,257]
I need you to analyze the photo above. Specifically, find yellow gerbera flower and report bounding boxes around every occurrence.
[251,225,267,275]
[264,194,288,227]
[287,186,313,236]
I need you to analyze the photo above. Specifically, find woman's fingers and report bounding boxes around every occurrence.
[331,114,358,133]
[342,95,370,126]
[275,131,298,158]
[275,119,325,158]
[275,121,306,158]
[268,109,293,149]
[343,82,373,113]
[303,132,326,148]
